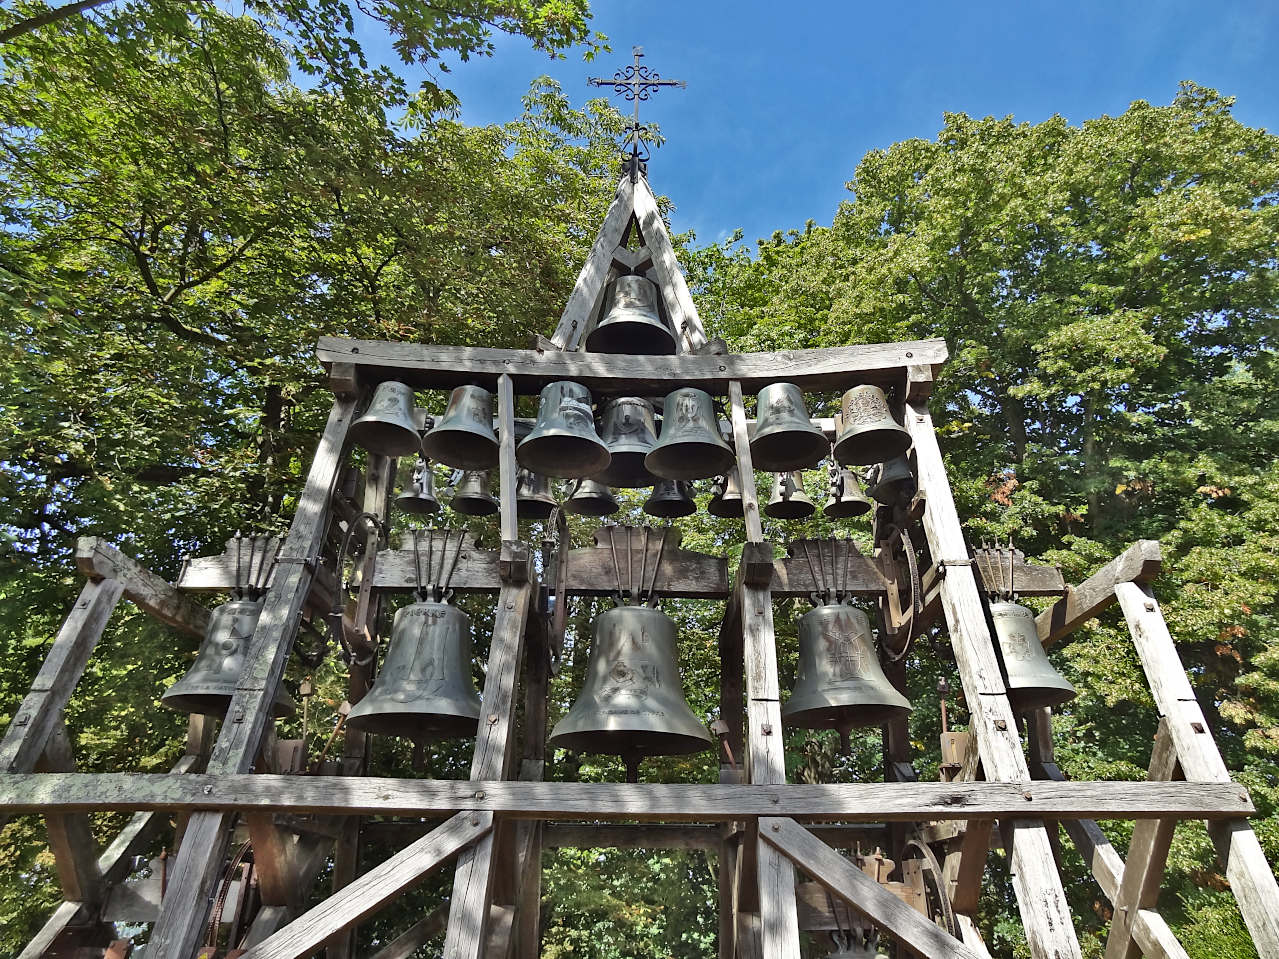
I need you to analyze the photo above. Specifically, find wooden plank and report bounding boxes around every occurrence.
[551,174,635,350]
[544,823,720,850]
[497,373,518,547]
[1037,541,1162,648]
[76,537,210,637]
[16,901,90,959]
[484,904,515,959]
[762,816,983,959]
[1104,720,1180,959]
[772,547,890,598]
[1115,581,1279,958]
[368,903,449,959]
[315,336,949,395]
[906,400,1083,959]
[37,722,103,902]
[632,173,708,353]
[443,581,535,959]
[0,577,124,775]
[238,811,492,959]
[0,775,1250,821]
[956,914,995,959]
[149,396,357,959]
[728,381,765,544]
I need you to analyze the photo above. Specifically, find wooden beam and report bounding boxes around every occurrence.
[238,811,492,959]
[551,174,635,350]
[368,903,449,959]
[149,396,357,959]
[761,816,983,959]
[75,537,209,637]
[632,173,708,353]
[728,381,765,544]
[906,399,1084,959]
[1115,581,1279,957]
[771,541,890,597]
[1036,540,1162,648]
[543,823,721,850]
[37,722,103,903]
[0,577,124,775]
[315,336,949,396]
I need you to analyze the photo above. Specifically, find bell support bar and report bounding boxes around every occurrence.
[317,336,948,396]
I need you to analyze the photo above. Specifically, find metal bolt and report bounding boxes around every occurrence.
[506,601,515,609]
[1023,790,1033,801]
[915,414,925,423]
[1145,600,1156,611]
[905,351,913,358]
[762,723,773,735]
[471,816,481,826]
[475,791,486,800]
[488,714,498,724]
[771,823,780,832]
[994,719,1008,731]
[755,608,764,615]
[351,346,359,354]
[203,785,214,795]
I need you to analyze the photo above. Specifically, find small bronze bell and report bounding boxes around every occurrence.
[644,479,696,518]
[867,455,915,505]
[349,381,421,457]
[645,388,736,481]
[706,467,745,518]
[346,600,482,740]
[517,381,611,478]
[989,602,1077,710]
[162,599,296,717]
[594,396,660,488]
[765,471,816,519]
[565,478,619,517]
[396,459,440,515]
[782,604,911,737]
[450,470,499,517]
[584,275,677,356]
[750,383,828,471]
[515,469,557,520]
[832,385,912,466]
[824,467,872,519]
[548,605,713,759]
[420,385,499,469]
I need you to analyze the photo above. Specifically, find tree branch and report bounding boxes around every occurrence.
[0,0,116,43]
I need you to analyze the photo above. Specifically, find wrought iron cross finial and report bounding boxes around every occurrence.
[589,46,686,165]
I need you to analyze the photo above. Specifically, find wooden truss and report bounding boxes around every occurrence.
[2,171,1277,959]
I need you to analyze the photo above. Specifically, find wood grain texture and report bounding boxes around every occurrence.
[239,811,491,959]
[728,381,765,543]
[762,816,983,959]
[632,173,707,353]
[76,537,209,637]
[37,722,102,903]
[368,903,449,959]
[551,174,634,350]
[1037,541,1162,648]
[315,336,949,395]
[497,374,518,547]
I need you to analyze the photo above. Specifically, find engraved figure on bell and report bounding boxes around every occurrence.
[467,400,488,424]
[675,392,700,430]
[843,391,882,425]
[559,395,593,428]
[820,618,867,681]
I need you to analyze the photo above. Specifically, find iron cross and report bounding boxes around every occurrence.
[589,46,685,157]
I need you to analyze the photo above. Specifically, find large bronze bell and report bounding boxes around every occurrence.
[594,396,660,488]
[346,601,481,740]
[515,468,557,520]
[162,599,296,717]
[565,478,619,517]
[782,604,911,737]
[765,471,816,519]
[707,467,744,518]
[349,381,422,457]
[645,388,736,481]
[548,605,713,759]
[420,385,499,469]
[750,383,828,471]
[450,469,498,516]
[867,455,915,505]
[988,602,1077,710]
[517,381,611,478]
[396,459,440,515]
[644,479,696,518]
[824,467,872,519]
[832,385,912,466]
[584,275,677,356]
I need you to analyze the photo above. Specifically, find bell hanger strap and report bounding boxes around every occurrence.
[410,527,468,604]
[603,525,669,607]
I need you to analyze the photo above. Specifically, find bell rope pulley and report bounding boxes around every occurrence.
[420,384,500,469]
[832,385,912,466]
[517,380,611,478]
[749,382,828,472]
[349,380,422,457]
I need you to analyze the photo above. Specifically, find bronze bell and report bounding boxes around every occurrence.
[162,598,296,717]
[346,600,481,740]
[750,383,828,471]
[867,455,915,505]
[594,396,660,488]
[782,603,911,737]
[765,471,816,519]
[644,479,696,518]
[707,467,745,518]
[516,468,557,520]
[420,385,499,469]
[349,381,421,457]
[396,459,440,515]
[548,605,713,759]
[824,467,872,519]
[565,478,619,516]
[989,602,1077,710]
[517,381,611,478]
[450,470,499,516]
[584,275,677,356]
[645,388,736,481]
[832,385,912,466]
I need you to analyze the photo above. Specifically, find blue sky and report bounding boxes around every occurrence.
[365,1,1278,247]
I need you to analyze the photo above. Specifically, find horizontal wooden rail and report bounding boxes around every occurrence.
[0,774,1252,822]
[316,336,948,395]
